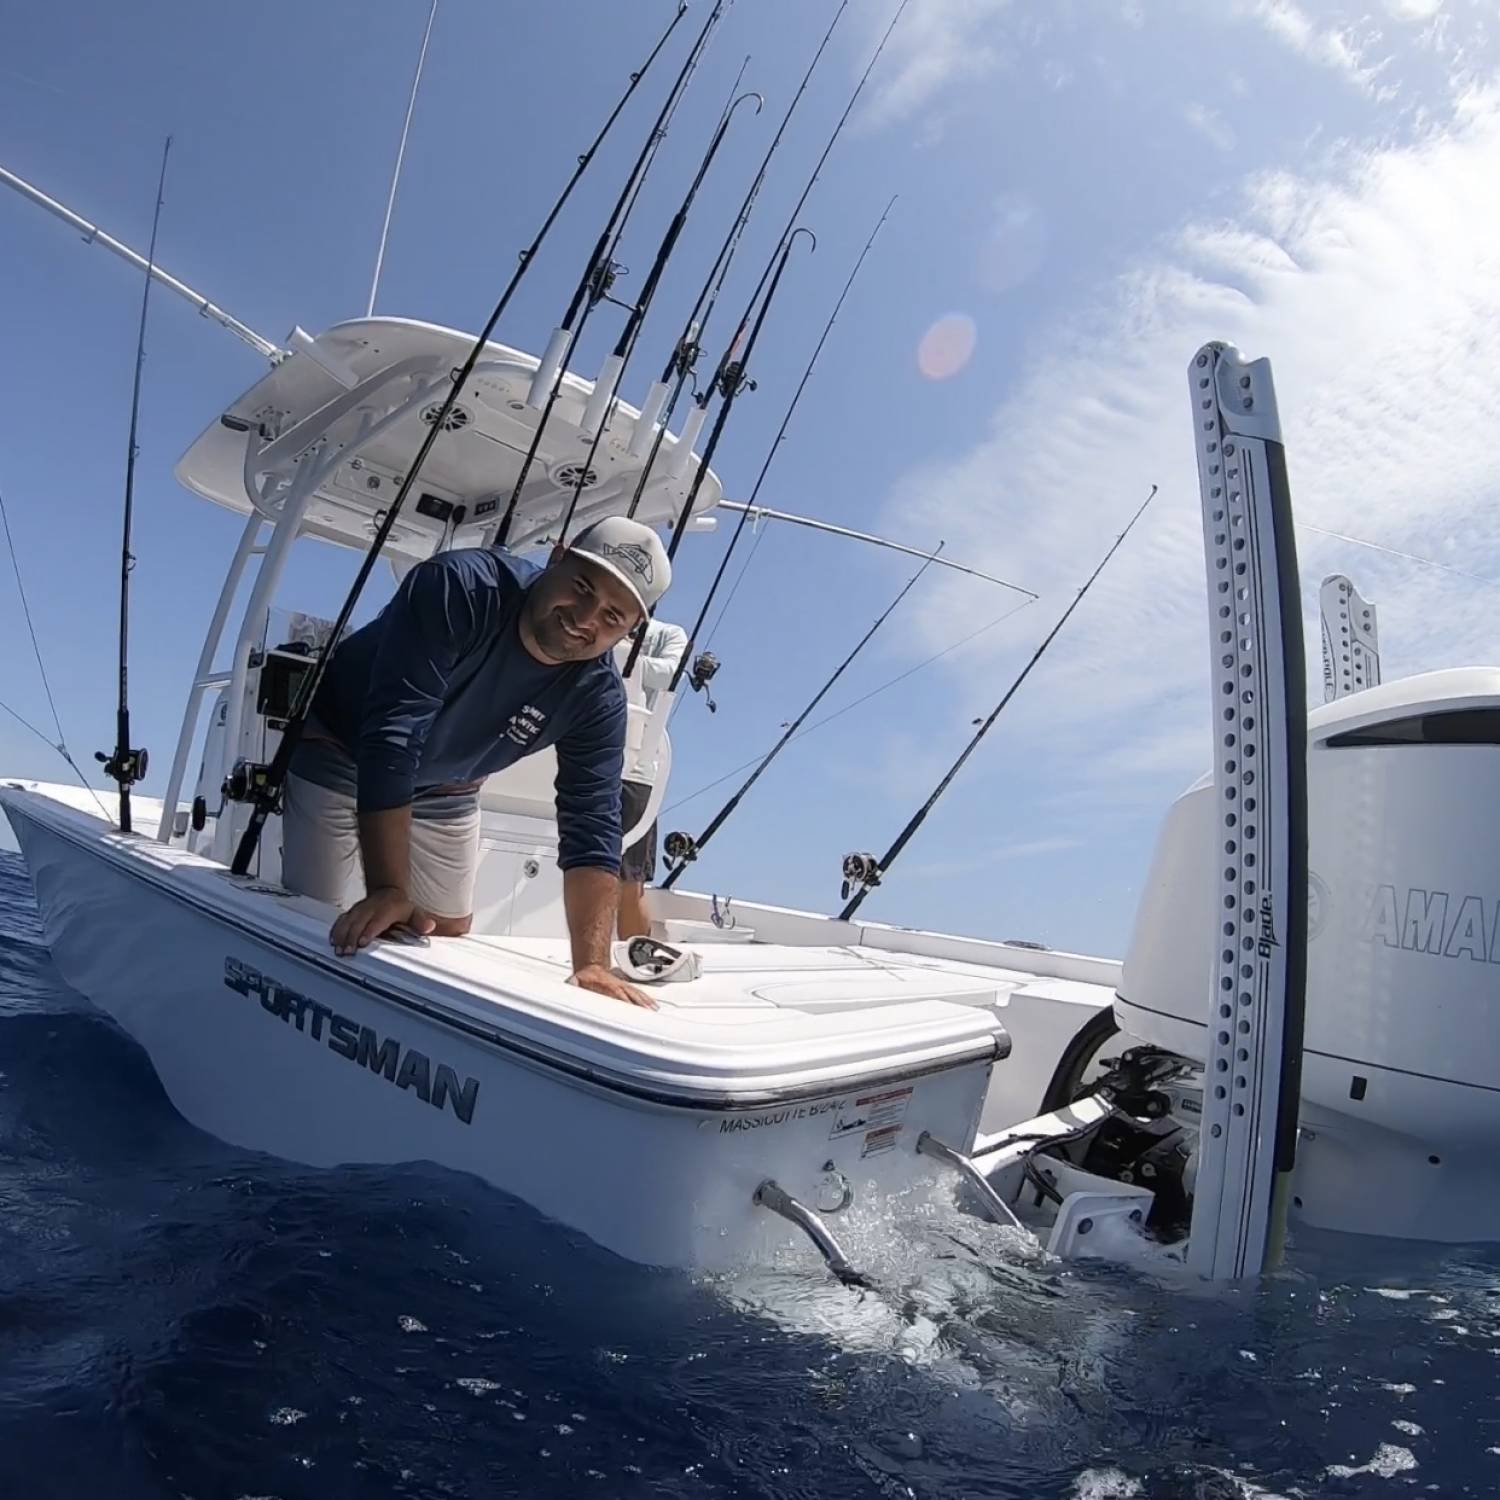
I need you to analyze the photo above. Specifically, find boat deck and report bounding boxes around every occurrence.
[1,781,1115,1123]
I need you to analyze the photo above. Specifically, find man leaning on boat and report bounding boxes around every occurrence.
[278,516,670,1010]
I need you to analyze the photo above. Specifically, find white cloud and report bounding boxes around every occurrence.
[880,87,1500,789]
[1230,0,1396,98]
[1184,102,1238,151]
[975,192,1049,294]
[861,0,1013,128]
[1386,0,1442,19]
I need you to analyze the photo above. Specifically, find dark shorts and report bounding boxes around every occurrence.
[621,779,657,885]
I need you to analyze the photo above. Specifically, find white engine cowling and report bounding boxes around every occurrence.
[1118,667,1500,1241]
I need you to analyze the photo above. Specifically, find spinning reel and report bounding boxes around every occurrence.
[687,651,720,712]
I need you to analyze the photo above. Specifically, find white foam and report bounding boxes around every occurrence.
[1326,1444,1417,1479]
[1072,1467,1142,1498]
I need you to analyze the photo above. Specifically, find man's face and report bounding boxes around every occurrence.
[524,552,643,663]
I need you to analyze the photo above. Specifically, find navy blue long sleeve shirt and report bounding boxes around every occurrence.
[294,547,626,872]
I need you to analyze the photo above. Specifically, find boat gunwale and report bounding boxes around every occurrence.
[1,783,1009,1114]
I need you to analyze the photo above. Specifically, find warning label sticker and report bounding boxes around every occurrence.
[860,1124,902,1159]
[829,1085,913,1141]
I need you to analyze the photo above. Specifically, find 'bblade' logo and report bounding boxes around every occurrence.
[1257,894,1279,958]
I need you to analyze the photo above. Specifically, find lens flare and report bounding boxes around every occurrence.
[917,313,977,381]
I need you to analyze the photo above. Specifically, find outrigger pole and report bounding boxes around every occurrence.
[97,136,172,835]
[837,484,1160,921]
[0,162,280,361]
[227,4,690,876]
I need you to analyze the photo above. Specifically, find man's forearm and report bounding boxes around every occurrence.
[358,806,414,893]
[564,865,621,972]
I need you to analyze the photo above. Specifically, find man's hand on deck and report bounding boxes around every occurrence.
[331,886,436,956]
[569,962,658,1011]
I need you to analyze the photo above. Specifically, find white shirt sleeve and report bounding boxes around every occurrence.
[630,621,689,693]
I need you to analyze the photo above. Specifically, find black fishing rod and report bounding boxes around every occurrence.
[836,485,1159,921]
[620,224,816,683]
[621,0,910,682]
[492,0,725,546]
[554,81,765,543]
[623,0,909,685]
[666,195,895,698]
[711,0,911,394]
[228,4,688,876]
[661,543,939,888]
[620,0,850,524]
[97,136,171,835]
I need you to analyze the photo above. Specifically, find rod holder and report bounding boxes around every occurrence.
[581,354,624,436]
[630,381,670,456]
[528,327,571,410]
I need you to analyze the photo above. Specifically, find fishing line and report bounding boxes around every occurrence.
[662,593,1036,817]
[838,484,1159,920]
[660,544,942,887]
[0,483,112,820]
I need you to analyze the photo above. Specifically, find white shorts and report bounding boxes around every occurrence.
[279,773,480,920]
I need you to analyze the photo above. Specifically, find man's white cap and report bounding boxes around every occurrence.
[567,516,671,615]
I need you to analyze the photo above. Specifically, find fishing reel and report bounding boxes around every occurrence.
[222,759,279,811]
[688,651,720,713]
[589,257,623,305]
[716,360,757,401]
[663,830,699,870]
[840,851,882,902]
[96,745,148,787]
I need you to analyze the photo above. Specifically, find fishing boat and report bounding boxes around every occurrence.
[4,3,1499,1286]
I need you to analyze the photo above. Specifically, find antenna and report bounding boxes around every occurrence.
[367,0,440,318]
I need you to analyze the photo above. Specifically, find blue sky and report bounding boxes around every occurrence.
[2,0,1497,954]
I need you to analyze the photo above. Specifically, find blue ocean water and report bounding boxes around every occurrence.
[2,849,1499,1499]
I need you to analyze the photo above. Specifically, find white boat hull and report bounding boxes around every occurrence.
[4,789,1004,1273]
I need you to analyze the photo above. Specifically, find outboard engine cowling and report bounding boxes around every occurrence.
[1119,666,1500,1241]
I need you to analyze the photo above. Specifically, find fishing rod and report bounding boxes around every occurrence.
[665,195,895,701]
[661,544,941,888]
[228,4,688,876]
[97,136,171,836]
[619,0,850,524]
[620,223,816,683]
[623,0,911,684]
[705,0,911,405]
[492,0,725,546]
[553,80,765,543]
[837,484,1161,922]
